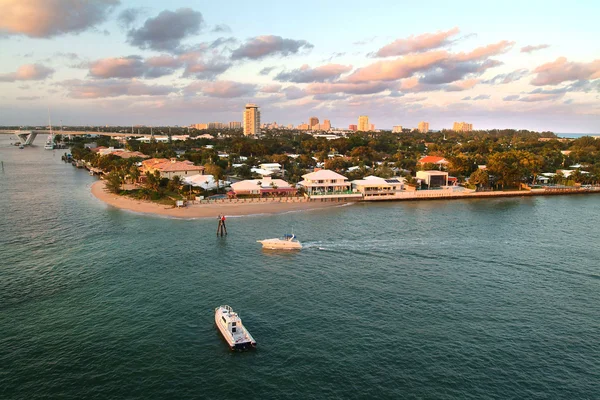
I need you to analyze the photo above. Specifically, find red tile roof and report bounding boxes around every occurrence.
[418,156,448,164]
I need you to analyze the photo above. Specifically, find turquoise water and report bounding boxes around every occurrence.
[1,137,600,399]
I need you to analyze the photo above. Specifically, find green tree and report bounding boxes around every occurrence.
[469,168,490,188]
[128,164,140,183]
[105,170,123,194]
[168,175,182,193]
[145,170,161,192]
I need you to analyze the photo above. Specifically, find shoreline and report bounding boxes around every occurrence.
[90,180,348,218]
[91,181,600,218]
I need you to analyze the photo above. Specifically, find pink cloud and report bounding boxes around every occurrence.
[197,81,257,98]
[375,27,460,57]
[89,57,144,79]
[346,51,449,83]
[0,0,118,38]
[454,40,515,62]
[275,63,353,83]
[521,44,550,54]
[0,63,54,82]
[260,84,283,93]
[531,57,600,86]
[59,79,176,99]
[306,81,393,95]
[87,55,183,79]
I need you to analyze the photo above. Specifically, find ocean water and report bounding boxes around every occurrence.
[1,136,600,399]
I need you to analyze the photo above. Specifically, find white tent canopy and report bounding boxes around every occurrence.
[182,174,230,190]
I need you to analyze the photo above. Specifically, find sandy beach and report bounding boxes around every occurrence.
[91,180,348,218]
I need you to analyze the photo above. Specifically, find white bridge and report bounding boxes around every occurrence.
[0,130,151,146]
[2,130,40,145]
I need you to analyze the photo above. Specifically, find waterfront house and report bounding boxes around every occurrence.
[298,169,361,199]
[230,177,295,196]
[351,176,405,198]
[182,174,230,191]
[141,158,204,179]
[259,163,282,175]
[416,170,449,188]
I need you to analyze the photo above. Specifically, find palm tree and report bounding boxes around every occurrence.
[128,164,140,184]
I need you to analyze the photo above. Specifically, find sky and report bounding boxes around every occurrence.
[0,0,599,132]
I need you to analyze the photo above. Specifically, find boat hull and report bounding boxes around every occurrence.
[257,239,302,250]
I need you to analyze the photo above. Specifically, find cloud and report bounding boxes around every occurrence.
[231,35,313,60]
[283,86,307,100]
[212,24,231,33]
[190,80,257,98]
[54,52,80,60]
[313,93,346,101]
[117,7,145,29]
[444,78,479,91]
[483,68,528,84]
[0,0,119,38]
[260,84,282,93]
[346,51,449,83]
[127,8,204,52]
[519,93,564,102]
[182,57,232,80]
[420,59,500,85]
[306,81,394,95]
[375,27,459,57]
[353,36,377,46]
[531,57,600,86]
[209,36,237,49]
[521,44,550,54]
[0,64,55,82]
[399,76,479,92]
[87,55,182,79]
[259,66,276,76]
[275,64,352,83]
[472,94,491,100]
[462,96,472,101]
[503,95,520,101]
[16,96,41,100]
[59,79,176,99]
[389,90,405,98]
[454,40,515,62]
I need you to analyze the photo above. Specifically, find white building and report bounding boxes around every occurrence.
[392,125,403,133]
[297,169,362,199]
[259,163,282,175]
[351,176,405,198]
[416,170,448,188]
[182,174,230,191]
[250,167,274,177]
[230,177,295,195]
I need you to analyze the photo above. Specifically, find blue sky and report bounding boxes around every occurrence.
[0,0,599,132]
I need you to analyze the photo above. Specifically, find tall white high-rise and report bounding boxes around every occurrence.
[243,104,261,136]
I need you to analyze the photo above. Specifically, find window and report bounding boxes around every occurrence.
[232,322,237,326]
[232,328,237,333]
[222,316,226,324]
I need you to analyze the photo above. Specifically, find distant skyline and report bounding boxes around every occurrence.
[0,0,599,132]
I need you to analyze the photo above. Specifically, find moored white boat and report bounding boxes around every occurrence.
[257,234,302,250]
[214,305,256,350]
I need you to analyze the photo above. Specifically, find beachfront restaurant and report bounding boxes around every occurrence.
[298,169,362,199]
[416,170,448,188]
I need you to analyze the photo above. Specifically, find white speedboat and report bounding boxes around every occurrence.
[214,305,256,350]
[257,234,302,250]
